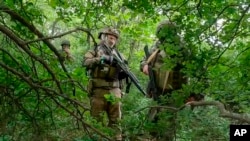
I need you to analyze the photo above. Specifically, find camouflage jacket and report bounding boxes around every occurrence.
[83,42,127,89]
[140,41,188,91]
[58,49,74,63]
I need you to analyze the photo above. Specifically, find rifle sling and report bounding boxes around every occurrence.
[146,49,160,64]
[162,71,170,95]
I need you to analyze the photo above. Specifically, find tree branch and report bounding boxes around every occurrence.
[52,97,112,140]
[135,100,250,124]
[215,4,250,63]
[0,24,63,94]
[0,6,73,85]
[0,47,29,76]
[24,27,97,46]
[187,101,250,123]
[0,60,111,139]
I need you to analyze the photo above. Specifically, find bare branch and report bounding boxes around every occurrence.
[24,27,97,46]
[134,105,181,114]
[135,100,250,124]
[187,101,250,123]
[196,0,203,18]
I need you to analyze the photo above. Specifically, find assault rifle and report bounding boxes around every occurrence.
[144,45,158,100]
[103,46,146,96]
[114,55,146,96]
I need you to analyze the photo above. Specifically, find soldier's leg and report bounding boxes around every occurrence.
[148,99,177,140]
[107,88,122,141]
[147,107,161,138]
[160,111,176,141]
[90,88,108,123]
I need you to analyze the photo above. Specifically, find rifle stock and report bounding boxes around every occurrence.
[144,45,158,100]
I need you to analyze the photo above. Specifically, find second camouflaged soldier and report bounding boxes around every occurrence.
[140,20,203,141]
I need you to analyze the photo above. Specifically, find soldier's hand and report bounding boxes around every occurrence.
[143,64,149,75]
[118,70,128,80]
[100,55,113,64]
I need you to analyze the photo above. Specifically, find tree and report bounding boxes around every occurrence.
[1,0,250,140]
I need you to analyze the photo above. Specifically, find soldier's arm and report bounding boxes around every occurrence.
[83,50,101,69]
[58,50,66,62]
[140,57,147,72]
[65,51,74,61]
[140,46,156,72]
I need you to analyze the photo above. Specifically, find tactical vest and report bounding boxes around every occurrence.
[88,45,122,88]
[152,49,187,91]
[91,64,120,81]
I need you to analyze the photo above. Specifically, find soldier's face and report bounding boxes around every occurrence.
[62,45,70,52]
[106,34,117,48]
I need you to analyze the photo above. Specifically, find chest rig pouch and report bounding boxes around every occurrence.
[92,64,120,80]
[92,44,122,80]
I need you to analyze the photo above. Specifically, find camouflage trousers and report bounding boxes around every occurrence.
[90,87,122,141]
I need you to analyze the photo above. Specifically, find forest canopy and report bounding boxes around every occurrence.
[1,0,250,140]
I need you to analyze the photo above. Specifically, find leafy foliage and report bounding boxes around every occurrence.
[1,0,250,140]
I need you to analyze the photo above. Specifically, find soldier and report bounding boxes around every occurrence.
[140,20,203,140]
[59,39,73,62]
[83,27,127,141]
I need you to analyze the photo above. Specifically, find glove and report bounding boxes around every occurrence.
[100,55,113,64]
[118,70,128,80]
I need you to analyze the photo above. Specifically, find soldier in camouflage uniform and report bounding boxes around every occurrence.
[140,20,203,141]
[59,40,74,62]
[83,27,127,141]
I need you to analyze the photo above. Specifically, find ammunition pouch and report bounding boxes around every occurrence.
[92,65,120,80]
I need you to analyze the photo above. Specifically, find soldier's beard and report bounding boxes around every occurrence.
[104,39,115,48]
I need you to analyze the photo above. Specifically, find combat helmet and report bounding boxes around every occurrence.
[98,27,120,39]
[156,20,179,40]
[61,40,71,46]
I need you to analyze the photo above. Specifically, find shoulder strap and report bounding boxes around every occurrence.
[114,48,126,63]
[146,49,160,64]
